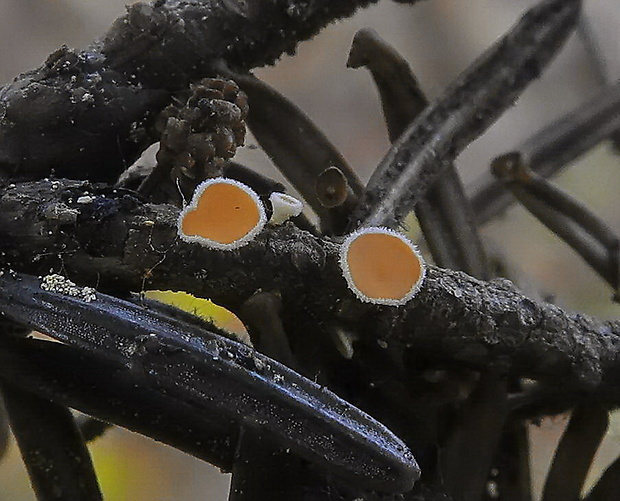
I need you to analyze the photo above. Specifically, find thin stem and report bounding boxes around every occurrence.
[484,421,532,501]
[1,383,103,501]
[229,432,326,501]
[76,417,113,444]
[541,404,609,501]
[584,454,620,501]
[471,82,620,224]
[222,69,363,235]
[441,374,508,501]
[0,398,8,462]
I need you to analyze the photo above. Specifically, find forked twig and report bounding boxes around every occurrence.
[492,153,620,296]
[471,82,620,224]
[350,0,582,230]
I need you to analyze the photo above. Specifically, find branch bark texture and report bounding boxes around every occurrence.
[1,180,619,401]
[0,0,388,183]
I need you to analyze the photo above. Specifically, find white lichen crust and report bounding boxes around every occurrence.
[339,226,426,307]
[177,177,267,251]
[40,274,97,302]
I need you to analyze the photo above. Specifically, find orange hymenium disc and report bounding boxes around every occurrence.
[340,227,425,306]
[178,178,267,250]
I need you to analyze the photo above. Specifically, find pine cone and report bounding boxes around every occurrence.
[155,77,248,197]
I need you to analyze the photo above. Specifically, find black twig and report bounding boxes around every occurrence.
[576,3,620,153]
[223,69,363,235]
[471,82,620,224]
[0,0,387,184]
[2,179,620,394]
[541,404,609,501]
[75,417,113,444]
[441,375,508,501]
[0,335,237,470]
[346,28,427,140]
[492,153,620,295]
[1,383,103,501]
[0,273,419,494]
[578,10,613,84]
[0,397,8,462]
[347,28,489,278]
[230,432,331,501]
[485,421,532,501]
[350,0,581,230]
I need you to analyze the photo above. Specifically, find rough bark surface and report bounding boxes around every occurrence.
[0,0,388,183]
[1,179,618,401]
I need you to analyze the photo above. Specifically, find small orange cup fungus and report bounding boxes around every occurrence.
[339,227,426,306]
[178,178,267,250]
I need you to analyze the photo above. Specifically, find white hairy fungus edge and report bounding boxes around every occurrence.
[338,226,426,307]
[177,177,267,251]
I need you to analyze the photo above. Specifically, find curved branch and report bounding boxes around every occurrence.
[0,0,389,183]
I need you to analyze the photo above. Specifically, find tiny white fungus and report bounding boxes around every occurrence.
[268,192,303,225]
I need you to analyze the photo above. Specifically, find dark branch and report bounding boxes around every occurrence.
[1,179,620,400]
[471,81,620,224]
[0,0,390,184]
[0,273,418,494]
[350,0,581,229]
[225,70,363,236]
[0,335,237,470]
[347,28,489,278]
[541,404,608,501]
[490,153,620,294]
[1,382,103,501]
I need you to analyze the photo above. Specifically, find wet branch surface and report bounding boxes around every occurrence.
[2,179,620,401]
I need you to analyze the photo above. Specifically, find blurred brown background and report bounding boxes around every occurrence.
[0,1,619,499]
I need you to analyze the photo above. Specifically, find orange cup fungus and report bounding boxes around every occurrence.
[178,178,267,250]
[339,227,426,306]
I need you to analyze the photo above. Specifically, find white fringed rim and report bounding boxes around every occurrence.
[339,226,426,306]
[177,177,267,251]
